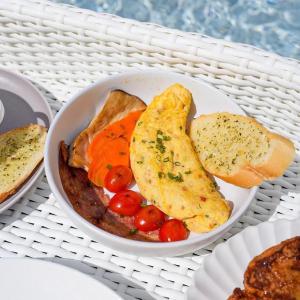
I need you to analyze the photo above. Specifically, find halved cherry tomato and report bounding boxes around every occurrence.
[159,219,189,242]
[134,205,166,232]
[109,190,143,216]
[104,165,133,192]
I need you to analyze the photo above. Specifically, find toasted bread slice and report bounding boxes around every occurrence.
[228,236,300,299]
[0,124,47,202]
[190,113,295,188]
[69,90,146,171]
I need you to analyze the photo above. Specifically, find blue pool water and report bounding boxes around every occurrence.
[54,0,300,60]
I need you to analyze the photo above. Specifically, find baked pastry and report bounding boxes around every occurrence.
[228,236,300,299]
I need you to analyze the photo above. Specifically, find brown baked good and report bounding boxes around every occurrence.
[0,124,46,202]
[228,236,300,300]
[68,90,146,171]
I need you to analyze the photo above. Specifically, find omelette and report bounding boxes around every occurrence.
[130,84,230,233]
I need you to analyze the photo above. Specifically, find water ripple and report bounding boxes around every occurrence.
[54,0,300,59]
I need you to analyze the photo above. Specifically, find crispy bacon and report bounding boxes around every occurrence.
[59,142,159,242]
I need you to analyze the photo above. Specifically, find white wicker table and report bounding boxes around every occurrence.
[0,1,299,299]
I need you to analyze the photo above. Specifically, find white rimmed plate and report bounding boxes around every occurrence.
[45,70,257,256]
[187,218,300,299]
[0,68,52,213]
[0,258,122,300]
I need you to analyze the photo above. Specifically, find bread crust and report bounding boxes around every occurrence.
[0,124,46,202]
[68,90,146,171]
[190,114,295,188]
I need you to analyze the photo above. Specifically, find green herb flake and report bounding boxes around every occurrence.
[184,170,192,175]
[167,172,183,182]
[137,121,143,126]
[174,161,181,166]
[158,171,165,179]
[106,164,112,170]
[163,157,169,162]
[129,228,138,235]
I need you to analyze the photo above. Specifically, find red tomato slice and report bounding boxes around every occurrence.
[104,165,133,192]
[159,219,189,242]
[134,205,166,232]
[108,190,143,216]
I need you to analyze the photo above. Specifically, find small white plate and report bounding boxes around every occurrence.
[0,68,52,213]
[187,218,300,300]
[45,70,257,256]
[0,258,122,300]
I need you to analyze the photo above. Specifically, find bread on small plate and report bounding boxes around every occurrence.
[190,112,295,188]
[0,124,47,202]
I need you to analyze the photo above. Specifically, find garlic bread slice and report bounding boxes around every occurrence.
[190,113,295,188]
[0,124,46,202]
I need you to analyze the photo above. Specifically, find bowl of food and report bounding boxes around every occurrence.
[45,70,294,256]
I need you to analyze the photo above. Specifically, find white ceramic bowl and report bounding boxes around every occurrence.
[45,70,257,257]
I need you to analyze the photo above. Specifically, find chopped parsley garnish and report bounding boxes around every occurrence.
[163,157,169,162]
[156,137,166,154]
[137,121,143,126]
[137,157,144,164]
[155,130,171,154]
[129,228,138,235]
[184,170,192,174]
[106,164,112,170]
[158,171,165,179]
[174,161,181,166]
[167,172,183,182]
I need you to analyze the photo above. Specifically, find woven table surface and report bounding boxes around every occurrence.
[0,1,299,299]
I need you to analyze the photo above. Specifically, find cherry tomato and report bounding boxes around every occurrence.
[159,219,189,242]
[104,165,133,192]
[134,205,166,232]
[108,190,143,216]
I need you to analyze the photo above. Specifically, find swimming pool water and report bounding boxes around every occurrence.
[54,0,300,60]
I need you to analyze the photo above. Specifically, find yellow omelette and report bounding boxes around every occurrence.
[130,84,230,233]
